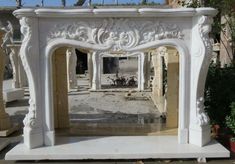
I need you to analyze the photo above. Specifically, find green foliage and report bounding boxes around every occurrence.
[225,102,235,136]
[204,63,235,126]
[74,0,86,6]
[178,0,201,8]
[141,0,147,5]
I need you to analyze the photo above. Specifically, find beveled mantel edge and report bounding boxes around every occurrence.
[13,7,218,18]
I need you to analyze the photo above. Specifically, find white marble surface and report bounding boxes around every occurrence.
[13,7,218,148]
[13,8,218,18]
[3,80,13,89]
[3,79,24,102]
[5,136,229,160]
[3,88,24,102]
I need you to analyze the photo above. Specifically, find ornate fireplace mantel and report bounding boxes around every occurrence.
[11,8,219,152]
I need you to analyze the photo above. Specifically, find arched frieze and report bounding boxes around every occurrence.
[47,18,184,53]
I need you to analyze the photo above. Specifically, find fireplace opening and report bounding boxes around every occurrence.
[51,46,179,138]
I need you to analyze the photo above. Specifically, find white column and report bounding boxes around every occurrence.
[144,52,151,88]
[66,47,77,90]
[91,51,101,90]
[7,44,28,88]
[151,47,166,114]
[18,45,28,88]
[138,52,145,91]
[87,52,93,87]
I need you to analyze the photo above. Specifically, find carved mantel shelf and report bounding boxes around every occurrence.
[14,8,217,17]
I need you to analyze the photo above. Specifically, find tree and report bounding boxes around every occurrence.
[204,0,235,61]
[141,0,147,5]
[61,0,66,7]
[74,0,86,6]
[41,0,44,7]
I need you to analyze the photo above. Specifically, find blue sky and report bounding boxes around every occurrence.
[0,0,164,7]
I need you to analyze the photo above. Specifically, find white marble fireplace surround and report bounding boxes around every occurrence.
[7,7,229,160]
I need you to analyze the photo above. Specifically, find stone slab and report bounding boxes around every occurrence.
[5,136,230,160]
[0,138,10,152]
[0,123,20,137]
[3,88,24,102]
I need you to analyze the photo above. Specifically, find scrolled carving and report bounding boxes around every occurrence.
[49,21,89,42]
[48,18,184,52]
[140,21,183,43]
[198,16,213,56]
[196,97,209,126]
[20,17,37,129]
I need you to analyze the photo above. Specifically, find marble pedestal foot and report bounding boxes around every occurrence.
[3,88,24,102]
[0,123,20,137]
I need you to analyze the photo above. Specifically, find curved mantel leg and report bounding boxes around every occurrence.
[189,15,214,147]
[0,32,12,131]
[66,48,77,90]
[19,17,43,149]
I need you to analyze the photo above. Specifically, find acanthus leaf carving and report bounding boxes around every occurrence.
[48,18,184,52]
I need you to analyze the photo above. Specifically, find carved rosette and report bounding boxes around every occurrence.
[48,18,184,52]
[19,17,37,129]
